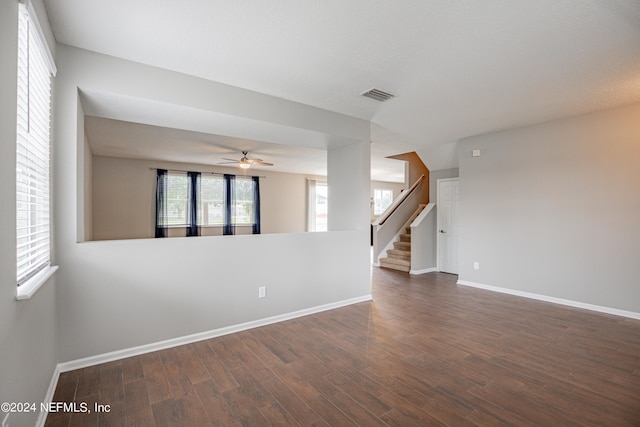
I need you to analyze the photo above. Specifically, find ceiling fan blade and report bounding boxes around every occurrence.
[218,153,272,167]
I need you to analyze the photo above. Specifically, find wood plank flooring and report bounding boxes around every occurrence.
[45,269,640,426]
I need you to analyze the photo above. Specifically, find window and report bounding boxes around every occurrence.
[373,188,394,215]
[16,0,56,288]
[307,179,327,232]
[199,174,224,225]
[155,170,260,236]
[165,172,189,226]
[233,177,256,225]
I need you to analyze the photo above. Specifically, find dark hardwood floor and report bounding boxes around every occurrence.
[45,269,640,426]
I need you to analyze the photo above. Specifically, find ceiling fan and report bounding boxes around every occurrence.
[218,151,274,169]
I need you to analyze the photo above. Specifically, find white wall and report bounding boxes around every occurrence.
[328,141,371,232]
[91,155,315,240]
[458,103,640,313]
[82,117,93,242]
[53,45,371,362]
[0,2,58,426]
[408,204,437,274]
[429,168,459,202]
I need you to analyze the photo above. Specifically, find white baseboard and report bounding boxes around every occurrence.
[36,365,61,427]
[57,294,372,373]
[457,280,640,320]
[410,267,436,275]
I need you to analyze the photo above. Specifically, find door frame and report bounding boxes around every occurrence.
[436,177,459,273]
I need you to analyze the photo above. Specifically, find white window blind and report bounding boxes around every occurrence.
[16,1,55,286]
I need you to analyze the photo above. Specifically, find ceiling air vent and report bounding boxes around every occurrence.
[361,87,395,102]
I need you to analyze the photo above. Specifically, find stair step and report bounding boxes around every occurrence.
[379,257,411,272]
[379,203,426,274]
[393,241,411,251]
[380,257,410,267]
[387,249,411,261]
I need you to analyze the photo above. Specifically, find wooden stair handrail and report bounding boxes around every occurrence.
[375,174,426,226]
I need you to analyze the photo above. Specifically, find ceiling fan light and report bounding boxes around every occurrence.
[239,163,251,169]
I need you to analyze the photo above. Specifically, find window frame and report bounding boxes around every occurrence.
[231,176,256,226]
[164,171,189,227]
[198,174,225,227]
[307,178,327,232]
[373,188,394,216]
[15,0,58,300]
[155,171,260,233]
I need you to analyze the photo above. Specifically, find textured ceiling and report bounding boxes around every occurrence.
[45,0,640,174]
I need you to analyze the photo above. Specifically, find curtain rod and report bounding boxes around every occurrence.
[149,167,265,178]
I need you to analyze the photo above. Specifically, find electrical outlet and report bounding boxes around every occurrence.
[473,262,480,270]
[258,286,266,299]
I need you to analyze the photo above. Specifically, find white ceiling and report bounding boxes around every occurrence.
[45,0,640,177]
[85,116,332,176]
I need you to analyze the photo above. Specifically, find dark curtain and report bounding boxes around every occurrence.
[223,174,235,235]
[252,176,261,234]
[187,171,201,237]
[157,171,257,238]
[155,169,168,238]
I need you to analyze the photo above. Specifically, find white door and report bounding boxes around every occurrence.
[437,178,459,274]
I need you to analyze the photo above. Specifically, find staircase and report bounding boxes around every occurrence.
[379,204,426,272]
